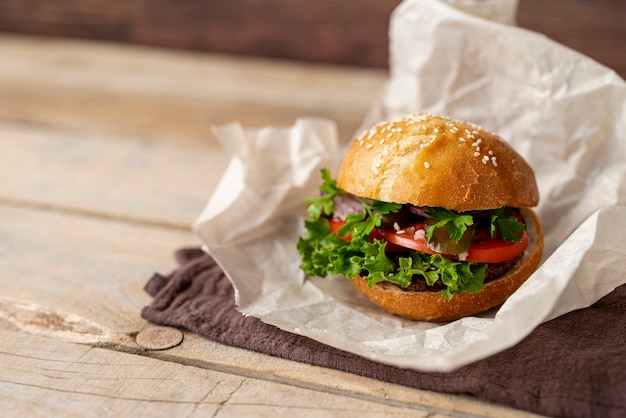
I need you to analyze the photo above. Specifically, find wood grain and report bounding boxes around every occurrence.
[0,36,385,144]
[3,331,467,417]
[0,204,195,337]
[517,0,626,78]
[0,121,227,227]
[0,0,623,77]
[0,0,396,68]
[0,36,385,225]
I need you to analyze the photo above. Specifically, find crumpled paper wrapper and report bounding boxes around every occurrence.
[194,0,626,371]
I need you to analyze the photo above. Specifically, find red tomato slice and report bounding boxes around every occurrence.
[328,218,350,241]
[327,219,408,252]
[377,223,436,255]
[465,233,528,263]
[328,219,528,263]
[369,228,409,252]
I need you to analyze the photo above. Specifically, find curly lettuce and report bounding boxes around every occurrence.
[297,169,489,300]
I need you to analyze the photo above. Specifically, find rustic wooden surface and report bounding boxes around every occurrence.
[3,1,623,413]
[0,34,549,417]
[0,0,624,78]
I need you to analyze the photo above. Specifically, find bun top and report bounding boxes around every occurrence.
[336,113,539,212]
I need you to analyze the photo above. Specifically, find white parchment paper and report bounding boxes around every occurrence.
[194,0,626,371]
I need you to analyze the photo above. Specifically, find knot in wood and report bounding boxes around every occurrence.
[136,325,183,350]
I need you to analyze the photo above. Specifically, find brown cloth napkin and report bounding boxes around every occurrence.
[141,248,626,418]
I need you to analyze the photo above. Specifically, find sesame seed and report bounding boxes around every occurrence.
[474,152,481,157]
[375,161,382,168]
[393,222,400,231]
[424,161,431,168]
[482,155,489,164]
[459,137,466,142]
[434,128,439,133]
[488,150,494,155]
[380,138,386,144]
[365,143,373,149]
[491,157,498,167]
[476,146,481,152]
[396,229,406,235]
[421,124,427,130]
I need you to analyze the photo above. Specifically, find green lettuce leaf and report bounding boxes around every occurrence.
[297,169,491,300]
[303,168,343,219]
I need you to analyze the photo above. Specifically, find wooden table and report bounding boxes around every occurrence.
[1,1,625,78]
[0,34,551,417]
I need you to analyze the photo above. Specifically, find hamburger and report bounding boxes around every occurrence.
[297,113,543,322]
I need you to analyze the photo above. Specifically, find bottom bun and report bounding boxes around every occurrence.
[350,208,544,322]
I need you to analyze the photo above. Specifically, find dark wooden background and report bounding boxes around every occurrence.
[0,0,624,78]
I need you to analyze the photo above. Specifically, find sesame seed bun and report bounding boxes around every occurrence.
[337,113,539,212]
[350,207,543,322]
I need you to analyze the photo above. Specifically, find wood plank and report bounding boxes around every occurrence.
[0,0,398,68]
[2,330,457,417]
[517,0,626,78]
[0,0,624,78]
[0,122,227,227]
[154,332,538,418]
[0,33,384,225]
[0,35,386,144]
[0,330,222,417]
[0,203,197,337]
